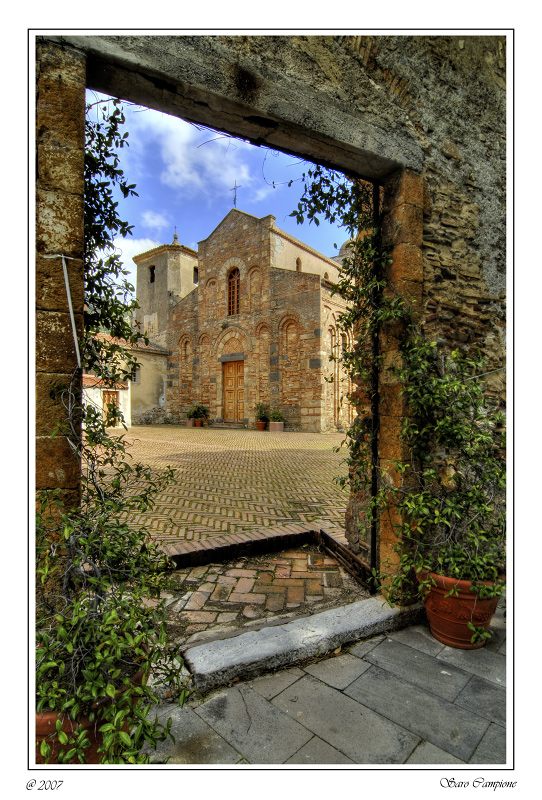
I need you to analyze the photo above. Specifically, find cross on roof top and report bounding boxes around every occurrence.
[230,180,242,208]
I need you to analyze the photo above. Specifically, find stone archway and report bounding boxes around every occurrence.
[35,36,419,580]
[36,35,504,581]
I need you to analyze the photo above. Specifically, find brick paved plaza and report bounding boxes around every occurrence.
[122,426,350,546]
[120,426,369,644]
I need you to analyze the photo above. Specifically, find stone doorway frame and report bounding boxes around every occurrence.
[35,35,424,575]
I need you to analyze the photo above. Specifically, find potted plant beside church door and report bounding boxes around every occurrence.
[223,361,245,424]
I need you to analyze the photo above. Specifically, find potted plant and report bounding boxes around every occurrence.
[254,402,269,431]
[185,408,195,427]
[378,342,506,649]
[36,376,189,764]
[190,402,209,427]
[269,409,285,432]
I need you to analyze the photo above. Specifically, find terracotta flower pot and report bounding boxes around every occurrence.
[256,421,267,431]
[36,666,145,764]
[194,419,203,427]
[419,571,500,650]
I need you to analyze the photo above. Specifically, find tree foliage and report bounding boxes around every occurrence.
[36,99,186,764]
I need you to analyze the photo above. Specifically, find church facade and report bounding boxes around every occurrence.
[133,209,353,432]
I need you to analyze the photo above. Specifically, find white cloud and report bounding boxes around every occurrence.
[121,105,263,204]
[141,210,171,232]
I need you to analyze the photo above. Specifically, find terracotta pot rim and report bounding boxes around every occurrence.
[417,569,504,593]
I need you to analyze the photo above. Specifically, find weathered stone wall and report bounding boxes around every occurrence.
[271,230,341,280]
[130,348,168,424]
[36,41,86,505]
[133,241,198,348]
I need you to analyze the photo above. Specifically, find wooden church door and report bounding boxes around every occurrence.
[223,361,244,422]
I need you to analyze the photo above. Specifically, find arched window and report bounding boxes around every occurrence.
[295,258,302,272]
[228,267,240,315]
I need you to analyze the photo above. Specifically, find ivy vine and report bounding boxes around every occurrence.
[290,164,506,605]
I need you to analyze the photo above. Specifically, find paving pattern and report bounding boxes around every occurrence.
[145,605,507,765]
[121,426,370,644]
[157,544,369,647]
[120,426,349,547]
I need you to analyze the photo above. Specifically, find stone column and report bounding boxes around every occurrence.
[378,169,424,573]
[36,40,86,506]
[344,169,425,579]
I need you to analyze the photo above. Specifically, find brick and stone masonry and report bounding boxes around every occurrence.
[135,209,353,432]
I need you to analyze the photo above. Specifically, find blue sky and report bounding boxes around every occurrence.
[88,91,349,293]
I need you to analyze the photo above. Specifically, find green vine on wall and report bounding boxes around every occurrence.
[291,165,506,606]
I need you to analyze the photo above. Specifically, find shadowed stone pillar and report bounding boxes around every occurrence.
[36,40,86,505]
[345,169,424,578]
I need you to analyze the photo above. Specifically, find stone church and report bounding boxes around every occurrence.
[133,208,353,431]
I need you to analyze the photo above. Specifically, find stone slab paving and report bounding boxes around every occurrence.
[146,613,506,765]
[182,596,424,693]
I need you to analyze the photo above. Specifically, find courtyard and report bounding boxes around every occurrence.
[121,425,351,548]
[119,425,369,646]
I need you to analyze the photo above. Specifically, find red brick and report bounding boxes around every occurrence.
[255,584,286,594]
[217,575,237,585]
[229,592,266,604]
[182,611,217,623]
[211,584,233,601]
[226,569,258,578]
[272,578,303,587]
[275,566,292,578]
[184,592,208,610]
[287,586,305,604]
[235,577,255,593]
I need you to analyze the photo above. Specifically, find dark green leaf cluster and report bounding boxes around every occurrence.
[254,402,270,422]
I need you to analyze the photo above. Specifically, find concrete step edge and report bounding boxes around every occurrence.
[181,596,425,694]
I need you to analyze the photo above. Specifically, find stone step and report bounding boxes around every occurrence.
[181,596,425,694]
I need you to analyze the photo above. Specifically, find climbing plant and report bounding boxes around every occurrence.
[36,99,187,764]
[290,164,506,606]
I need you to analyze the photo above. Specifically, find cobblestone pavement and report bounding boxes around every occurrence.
[121,426,349,546]
[156,544,369,647]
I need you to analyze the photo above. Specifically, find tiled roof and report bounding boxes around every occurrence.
[93,333,168,354]
[82,374,128,390]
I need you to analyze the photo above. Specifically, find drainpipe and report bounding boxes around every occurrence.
[370,182,381,576]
